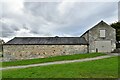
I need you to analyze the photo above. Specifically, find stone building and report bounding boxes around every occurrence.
[3,20,116,60]
[81,21,116,53]
[3,37,88,60]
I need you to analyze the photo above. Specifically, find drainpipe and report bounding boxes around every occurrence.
[2,44,3,57]
[87,44,89,53]
[87,30,89,53]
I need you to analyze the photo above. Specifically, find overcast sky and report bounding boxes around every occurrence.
[0,0,119,42]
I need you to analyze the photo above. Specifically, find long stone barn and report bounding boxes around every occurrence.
[3,37,88,60]
[3,20,116,60]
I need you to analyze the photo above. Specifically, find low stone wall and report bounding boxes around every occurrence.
[3,45,88,61]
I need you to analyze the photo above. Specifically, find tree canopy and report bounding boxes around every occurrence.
[111,22,120,42]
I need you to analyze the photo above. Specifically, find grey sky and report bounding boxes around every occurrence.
[0,0,119,42]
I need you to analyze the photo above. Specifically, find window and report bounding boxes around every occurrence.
[100,30,106,37]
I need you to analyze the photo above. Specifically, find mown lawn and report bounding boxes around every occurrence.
[2,56,118,78]
[1,53,105,67]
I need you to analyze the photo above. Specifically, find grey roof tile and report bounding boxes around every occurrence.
[5,37,88,45]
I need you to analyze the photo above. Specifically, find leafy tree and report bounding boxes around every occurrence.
[0,39,5,52]
[111,22,120,42]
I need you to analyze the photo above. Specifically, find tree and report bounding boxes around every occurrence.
[111,22,120,42]
[0,39,5,52]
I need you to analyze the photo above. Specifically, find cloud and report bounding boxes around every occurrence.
[0,1,118,42]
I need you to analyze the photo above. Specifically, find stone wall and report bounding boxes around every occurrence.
[82,21,116,52]
[3,45,87,60]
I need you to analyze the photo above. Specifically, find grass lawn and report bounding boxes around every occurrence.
[2,56,119,78]
[1,53,106,67]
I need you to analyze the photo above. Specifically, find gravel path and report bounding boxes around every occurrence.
[0,55,116,70]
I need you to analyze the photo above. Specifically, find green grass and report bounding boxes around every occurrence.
[1,53,105,67]
[2,56,119,78]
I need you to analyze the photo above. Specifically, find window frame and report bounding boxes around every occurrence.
[99,29,106,38]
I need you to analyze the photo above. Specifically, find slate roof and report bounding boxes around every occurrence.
[4,37,88,45]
